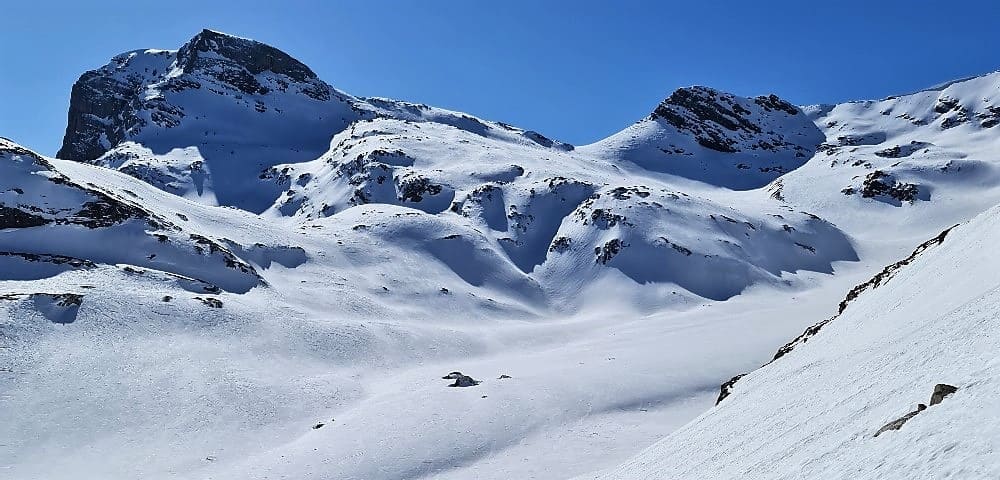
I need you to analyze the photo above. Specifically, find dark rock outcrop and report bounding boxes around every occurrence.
[652,87,763,153]
[441,371,481,387]
[874,383,959,437]
[650,87,809,154]
[177,29,318,86]
[858,170,920,203]
[929,383,957,406]
[57,29,346,162]
[874,404,926,437]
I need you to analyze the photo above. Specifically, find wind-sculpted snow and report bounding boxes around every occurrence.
[0,138,262,293]
[536,186,857,301]
[249,114,857,305]
[780,71,1000,218]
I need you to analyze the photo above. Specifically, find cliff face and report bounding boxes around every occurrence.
[57,51,169,161]
[57,29,358,163]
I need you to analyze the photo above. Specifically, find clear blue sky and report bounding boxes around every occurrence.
[2,0,998,156]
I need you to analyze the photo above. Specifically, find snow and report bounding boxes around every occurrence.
[586,204,1000,480]
[4,30,1000,480]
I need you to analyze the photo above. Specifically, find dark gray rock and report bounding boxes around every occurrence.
[595,238,625,265]
[859,170,919,203]
[716,373,746,404]
[176,29,318,91]
[449,375,481,387]
[874,383,959,437]
[874,404,926,437]
[0,206,50,228]
[650,87,808,154]
[441,371,481,387]
[929,383,957,406]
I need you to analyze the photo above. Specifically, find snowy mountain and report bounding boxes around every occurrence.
[4,29,1000,479]
[580,86,824,189]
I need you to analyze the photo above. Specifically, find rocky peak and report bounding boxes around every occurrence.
[650,86,807,153]
[176,29,319,86]
[57,29,350,164]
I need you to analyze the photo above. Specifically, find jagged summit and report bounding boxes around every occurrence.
[175,29,319,86]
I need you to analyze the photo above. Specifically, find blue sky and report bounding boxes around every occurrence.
[2,0,998,155]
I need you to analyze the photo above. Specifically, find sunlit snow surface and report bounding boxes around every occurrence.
[3,30,1000,479]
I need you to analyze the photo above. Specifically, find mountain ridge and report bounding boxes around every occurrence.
[4,28,1000,480]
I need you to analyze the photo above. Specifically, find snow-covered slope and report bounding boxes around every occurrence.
[256,115,858,306]
[788,70,1000,216]
[587,204,1000,480]
[5,29,1000,480]
[579,70,1000,480]
[0,138,261,294]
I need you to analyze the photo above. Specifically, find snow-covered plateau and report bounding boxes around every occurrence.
[3,30,1000,479]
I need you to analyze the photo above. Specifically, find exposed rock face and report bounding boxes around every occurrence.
[57,29,360,164]
[176,29,318,88]
[58,60,152,161]
[859,170,920,203]
[584,85,823,190]
[441,371,481,387]
[929,383,958,406]
[716,373,746,404]
[874,403,926,437]
[651,87,811,154]
[873,383,958,437]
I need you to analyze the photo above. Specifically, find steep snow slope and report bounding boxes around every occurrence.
[587,204,1000,480]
